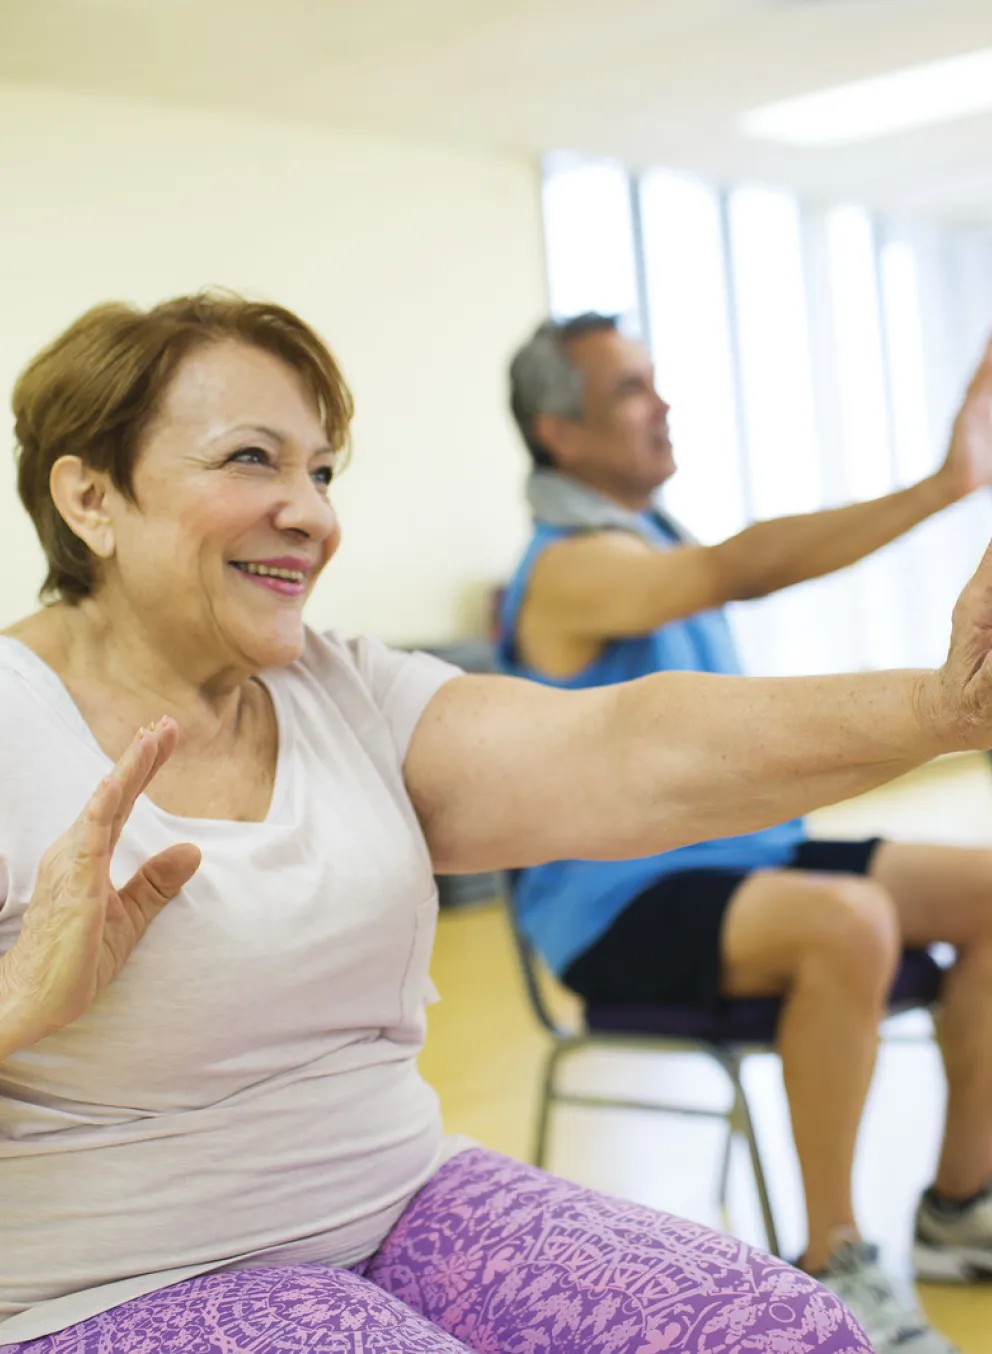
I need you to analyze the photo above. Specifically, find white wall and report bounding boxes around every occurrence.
[0,82,547,643]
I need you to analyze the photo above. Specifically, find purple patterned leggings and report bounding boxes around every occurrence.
[10,1149,869,1353]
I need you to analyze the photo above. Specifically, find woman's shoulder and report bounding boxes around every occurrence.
[1,607,69,660]
[279,628,462,759]
[0,635,60,714]
[0,613,76,718]
[0,641,88,865]
[0,651,87,809]
[291,628,456,697]
[285,626,376,692]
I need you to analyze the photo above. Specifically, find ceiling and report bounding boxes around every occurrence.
[3,0,992,226]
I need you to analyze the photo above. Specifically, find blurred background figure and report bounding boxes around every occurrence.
[497,312,992,1354]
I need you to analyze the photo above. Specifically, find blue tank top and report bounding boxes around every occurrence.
[497,514,806,976]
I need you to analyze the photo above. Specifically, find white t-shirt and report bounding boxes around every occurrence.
[0,629,463,1345]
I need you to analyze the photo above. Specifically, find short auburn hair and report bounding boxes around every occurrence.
[12,291,354,603]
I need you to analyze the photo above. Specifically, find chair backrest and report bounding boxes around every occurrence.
[500,873,573,1040]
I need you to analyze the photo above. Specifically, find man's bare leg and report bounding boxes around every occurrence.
[721,870,899,1271]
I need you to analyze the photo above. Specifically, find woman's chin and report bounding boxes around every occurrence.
[235,620,307,672]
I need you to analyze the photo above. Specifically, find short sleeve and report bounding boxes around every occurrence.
[343,636,462,760]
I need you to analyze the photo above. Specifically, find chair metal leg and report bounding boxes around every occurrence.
[716,1120,734,1213]
[535,1033,782,1257]
[740,1098,780,1258]
[723,1055,781,1257]
[533,1042,568,1169]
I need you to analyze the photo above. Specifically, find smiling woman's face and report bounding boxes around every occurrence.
[95,340,342,675]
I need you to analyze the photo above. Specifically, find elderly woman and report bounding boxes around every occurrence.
[0,295,988,1354]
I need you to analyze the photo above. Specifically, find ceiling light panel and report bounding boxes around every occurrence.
[740,47,992,146]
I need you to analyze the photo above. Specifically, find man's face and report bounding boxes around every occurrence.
[550,328,675,506]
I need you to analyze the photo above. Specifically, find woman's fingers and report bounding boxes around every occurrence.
[13,724,195,1039]
[69,769,126,883]
[67,719,180,871]
[107,719,180,849]
[118,842,202,931]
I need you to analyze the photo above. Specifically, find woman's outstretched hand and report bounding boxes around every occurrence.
[920,534,992,754]
[0,719,200,1055]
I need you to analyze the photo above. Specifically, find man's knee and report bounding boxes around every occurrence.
[804,877,900,994]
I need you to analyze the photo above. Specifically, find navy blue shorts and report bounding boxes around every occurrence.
[562,837,883,1007]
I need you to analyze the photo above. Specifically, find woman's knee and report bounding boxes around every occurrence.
[368,1149,872,1352]
[21,1266,464,1353]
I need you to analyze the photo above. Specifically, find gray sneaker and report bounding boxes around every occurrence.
[818,1240,959,1354]
[914,1185,992,1282]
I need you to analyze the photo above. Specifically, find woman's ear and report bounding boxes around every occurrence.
[49,457,117,561]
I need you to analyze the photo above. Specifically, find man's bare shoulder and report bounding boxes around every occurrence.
[537,528,660,570]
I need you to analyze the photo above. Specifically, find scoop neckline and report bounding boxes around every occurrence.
[0,636,292,829]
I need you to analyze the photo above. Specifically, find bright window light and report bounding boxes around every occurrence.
[728,186,821,520]
[740,47,992,146]
[727,186,831,678]
[542,161,639,322]
[639,170,746,543]
[880,240,933,485]
[824,205,893,501]
[822,206,903,670]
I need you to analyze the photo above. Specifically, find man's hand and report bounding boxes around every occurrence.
[937,337,992,500]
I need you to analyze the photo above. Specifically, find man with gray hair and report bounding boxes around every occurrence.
[498,312,992,1354]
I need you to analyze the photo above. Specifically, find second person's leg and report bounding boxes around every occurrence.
[721,866,900,1272]
[870,842,992,1202]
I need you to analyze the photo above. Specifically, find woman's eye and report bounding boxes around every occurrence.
[229,447,270,467]
[312,466,334,488]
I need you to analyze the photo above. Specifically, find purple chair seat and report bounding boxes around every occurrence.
[585,947,944,1045]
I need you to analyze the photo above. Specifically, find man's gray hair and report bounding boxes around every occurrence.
[508,313,619,467]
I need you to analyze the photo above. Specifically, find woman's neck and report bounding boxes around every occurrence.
[6,601,253,748]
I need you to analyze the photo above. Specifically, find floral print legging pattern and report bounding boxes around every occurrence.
[8,1148,869,1353]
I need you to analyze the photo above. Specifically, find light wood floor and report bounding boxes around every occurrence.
[419,753,992,1353]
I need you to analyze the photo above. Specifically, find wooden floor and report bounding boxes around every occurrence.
[419,753,992,1353]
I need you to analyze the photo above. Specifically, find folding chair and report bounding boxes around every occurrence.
[503,881,944,1257]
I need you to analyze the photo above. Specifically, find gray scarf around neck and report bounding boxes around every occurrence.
[526,469,691,543]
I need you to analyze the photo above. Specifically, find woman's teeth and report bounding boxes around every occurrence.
[235,563,306,582]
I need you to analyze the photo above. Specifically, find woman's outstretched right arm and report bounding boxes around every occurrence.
[407,535,992,874]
